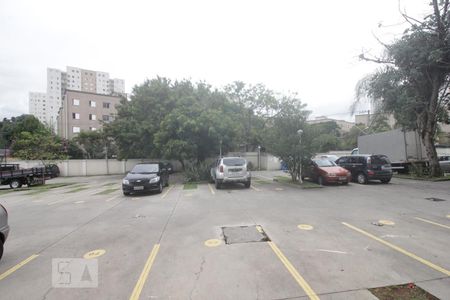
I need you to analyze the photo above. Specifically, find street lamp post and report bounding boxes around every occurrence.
[297,129,303,184]
[219,139,222,158]
[257,145,261,171]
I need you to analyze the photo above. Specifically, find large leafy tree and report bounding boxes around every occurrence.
[357,0,450,176]
[264,96,312,182]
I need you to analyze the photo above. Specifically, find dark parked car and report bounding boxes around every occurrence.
[122,162,169,195]
[303,159,351,185]
[438,155,450,173]
[336,154,393,184]
[0,203,9,261]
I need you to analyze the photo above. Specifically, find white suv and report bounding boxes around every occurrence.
[210,157,251,189]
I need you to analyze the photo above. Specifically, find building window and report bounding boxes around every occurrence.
[72,126,80,133]
[89,100,96,107]
[102,115,110,122]
[89,114,97,121]
[90,127,97,131]
[72,113,80,120]
[73,99,80,106]
[103,102,110,109]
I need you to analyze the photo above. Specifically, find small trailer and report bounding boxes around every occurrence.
[0,164,47,189]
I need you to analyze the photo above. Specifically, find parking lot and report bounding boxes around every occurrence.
[0,171,449,300]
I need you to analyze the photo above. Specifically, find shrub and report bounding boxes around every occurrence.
[184,160,212,182]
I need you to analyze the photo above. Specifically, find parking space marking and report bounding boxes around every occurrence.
[0,254,39,281]
[250,185,261,192]
[129,244,160,300]
[161,184,175,199]
[268,242,319,300]
[207,183,215,195]
[414,217,450,230]
[342,222,450,276]
[106,195,120,202]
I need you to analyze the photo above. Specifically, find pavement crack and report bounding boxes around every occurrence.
[189,256,206,299]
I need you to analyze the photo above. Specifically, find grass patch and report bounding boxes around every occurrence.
[64,187,90,193]
[393,174,450,182]
[183,182,198,190]
[369,283,439,300]
[274,176,323,189]
[1,182,77,195]
[94,188,120,195]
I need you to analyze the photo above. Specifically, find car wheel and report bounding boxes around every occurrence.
[215,179,221,189]
[245,181,251,188]
[0,240,3,261]
[318,176,324,186]
[158,182,163,194]
[10,179,22,189]
[357,173,367,184]
[123,191,130,196]
[381,178,391,184]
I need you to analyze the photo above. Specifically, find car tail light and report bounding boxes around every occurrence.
[368,170,375,176]
[219,165,224,173]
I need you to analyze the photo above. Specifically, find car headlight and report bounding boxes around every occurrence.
[149,176,160,183]
[122,179,129,185]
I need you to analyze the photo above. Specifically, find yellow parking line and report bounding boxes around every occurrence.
[129,244,160,300]
[0,254,39,281]
[268,242,319,300]
[342,222,450,276]
[414,217,450,230]
[161,184,175,199]
[207,183,215,195]
[250,185,261,192]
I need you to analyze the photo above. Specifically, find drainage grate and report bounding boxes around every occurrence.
[222,225,270,245]
[425,197,446,202]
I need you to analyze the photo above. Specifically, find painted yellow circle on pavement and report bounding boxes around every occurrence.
[379,220,395,226]
[83,249,106,259]
[297,224,314,230]
[204,239,222,247]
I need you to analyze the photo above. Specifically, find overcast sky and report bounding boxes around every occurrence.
[0,0,431,121]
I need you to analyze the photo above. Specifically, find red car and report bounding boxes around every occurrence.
[303,159,351,185]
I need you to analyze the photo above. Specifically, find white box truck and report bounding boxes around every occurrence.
[356,129,427,172]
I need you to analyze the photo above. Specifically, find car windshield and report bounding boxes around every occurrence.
[130,164,159,174]
[314,159,336,167]
[223,158,246,166]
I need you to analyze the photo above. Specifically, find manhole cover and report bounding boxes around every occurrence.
[425,197,446,202]
[222,225,270,244]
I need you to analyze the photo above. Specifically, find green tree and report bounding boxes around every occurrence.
[12,131,66,160]
[264,96,312,182]
[72,131,116,159]
[356,0,450,176]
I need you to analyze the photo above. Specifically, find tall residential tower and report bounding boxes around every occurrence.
[29,66,125,131]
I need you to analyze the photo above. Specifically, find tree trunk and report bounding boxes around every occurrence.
[423,130,442,177]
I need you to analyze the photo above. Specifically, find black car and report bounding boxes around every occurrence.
[335,154,393,184]
[122,162,169,195]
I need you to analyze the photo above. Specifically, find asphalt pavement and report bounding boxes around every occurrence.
[0,172,449,300]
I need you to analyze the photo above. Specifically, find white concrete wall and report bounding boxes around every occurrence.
[227,152,281,171]
[6,159,183,177]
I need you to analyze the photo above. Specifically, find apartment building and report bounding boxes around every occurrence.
[29,66,125,131]
[57,90,121,139]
